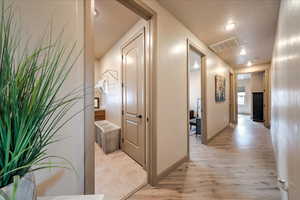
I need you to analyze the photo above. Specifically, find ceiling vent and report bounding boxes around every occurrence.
[209,37,240,53]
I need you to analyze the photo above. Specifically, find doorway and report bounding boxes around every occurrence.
[187,41,207,154]
[93,5,147,199]
[84,0,156,198]
[236,71,268,125]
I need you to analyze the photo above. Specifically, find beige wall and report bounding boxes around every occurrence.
[13,0,85,196]
[140,0,232,174]
[95,19,147,127]
[250,72,265,118]
[235,63,270,74]
[271,0,300,199]
[251,72,264,92]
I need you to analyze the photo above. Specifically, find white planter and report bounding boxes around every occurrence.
[0,173,36,200]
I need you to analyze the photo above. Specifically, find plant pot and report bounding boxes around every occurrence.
[0,173,36,200]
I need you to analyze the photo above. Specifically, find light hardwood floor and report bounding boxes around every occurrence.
[130,115,280,200]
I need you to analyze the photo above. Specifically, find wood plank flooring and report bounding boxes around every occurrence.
[130,115,280,200]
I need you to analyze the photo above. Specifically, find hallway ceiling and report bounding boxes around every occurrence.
[157,0,280,68]
[94,0,139,58]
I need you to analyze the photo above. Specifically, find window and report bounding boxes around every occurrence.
[238,92,246,105]
[237,86,246,105]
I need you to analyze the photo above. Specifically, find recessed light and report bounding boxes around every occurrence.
[193,62,200,69]
[225,22,236,31]
[247,61,252,67]
[240,48,246,55]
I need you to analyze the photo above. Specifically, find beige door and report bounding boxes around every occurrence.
[121,31,146,167]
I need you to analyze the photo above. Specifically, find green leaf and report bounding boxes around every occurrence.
[0,1,82,188]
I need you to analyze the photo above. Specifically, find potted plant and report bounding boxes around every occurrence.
[0,2,81,200]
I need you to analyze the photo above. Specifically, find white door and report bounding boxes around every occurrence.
[121,31,146,167]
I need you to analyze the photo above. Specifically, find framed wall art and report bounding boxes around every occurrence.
[215,75,226,102]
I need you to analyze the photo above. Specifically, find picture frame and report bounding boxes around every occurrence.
[215,75,226,102]
[94,97,100,109]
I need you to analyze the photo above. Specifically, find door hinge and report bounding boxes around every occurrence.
[122,110,124,115]
[121,138,124,143]
[121,83,124,88]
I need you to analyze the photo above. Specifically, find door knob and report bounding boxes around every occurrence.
[278,179,288,191]
[136,114,142,119]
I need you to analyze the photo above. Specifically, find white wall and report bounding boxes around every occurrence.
[189,48,201,115]
[271,0,300,199]
[13,0,85,196]
[189,70,201,115]
[95,19,147,127]
[140,0,232,175]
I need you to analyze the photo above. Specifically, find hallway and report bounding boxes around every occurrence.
[130,115,280,200]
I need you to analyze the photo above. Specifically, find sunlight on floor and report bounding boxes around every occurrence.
[235,114,266,147]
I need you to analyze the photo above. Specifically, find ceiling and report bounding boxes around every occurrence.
[157,0,280,68]
[94,0,139,58]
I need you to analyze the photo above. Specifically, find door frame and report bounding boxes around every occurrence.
[263,69,270,128]
[83,0,158,193]
[234,68,270,127]
[229,72,237,124]
[186,40,208,158]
